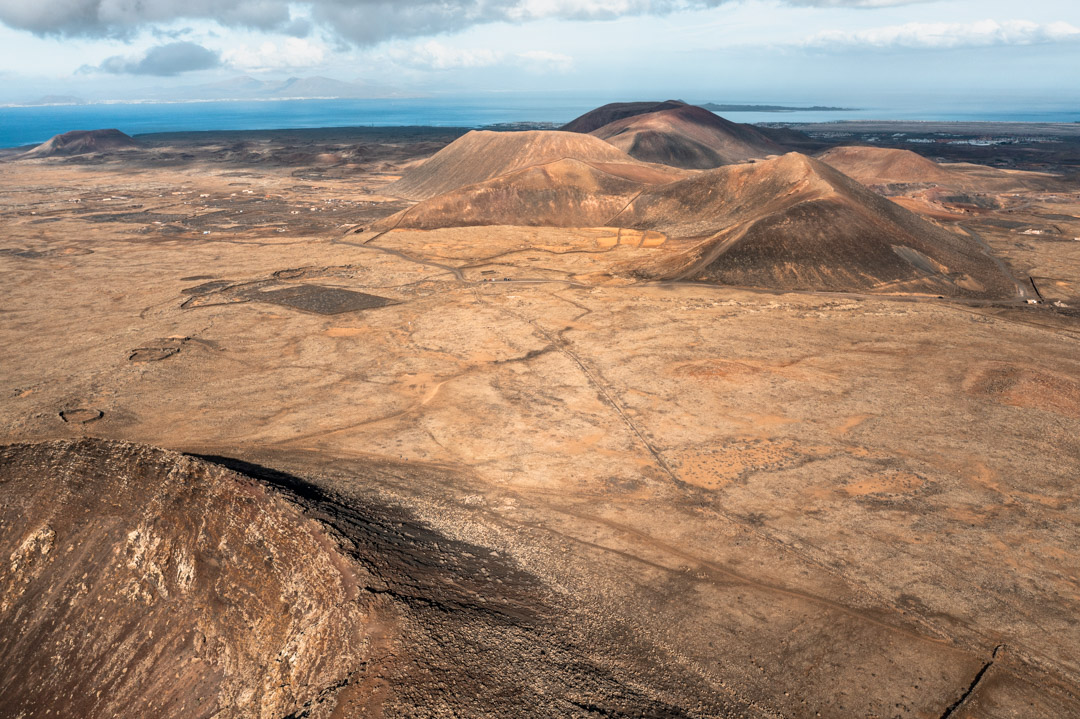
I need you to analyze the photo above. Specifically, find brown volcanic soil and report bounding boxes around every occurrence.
[21,128,139,157]
[384,130,652,200]
[589,104,785,169]
[560,100,689,133]
[613,152,1018,297]
[2,127,1080,718]
[374,158,676,231]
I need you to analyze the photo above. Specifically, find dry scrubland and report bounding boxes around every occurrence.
[2,113,1080,718]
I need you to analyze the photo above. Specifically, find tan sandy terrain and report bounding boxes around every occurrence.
[2,129,1080,718]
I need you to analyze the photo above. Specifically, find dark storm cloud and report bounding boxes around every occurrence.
[0,0,928,45]
[97,41,221,75]
[281,16,313,37]
[0,0,290,38]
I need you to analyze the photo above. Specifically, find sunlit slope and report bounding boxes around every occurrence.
[384,129,665,200]
[379,158,656,229]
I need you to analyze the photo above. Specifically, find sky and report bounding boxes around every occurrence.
[0,0,1076,106]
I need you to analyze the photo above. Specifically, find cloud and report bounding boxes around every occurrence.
[97,41,221,75]
[151,26,195,40]
[222,38,326,70]
[0,0,291,38]
[302,1,740,46]
[383,41,572,74]
[516,50,573,73]
[281,17,314,37]
[805,19,1080,50]
[0,0,928,47]
[387,40,504,71]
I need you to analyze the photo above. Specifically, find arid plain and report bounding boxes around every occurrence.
[3,108,1080,718]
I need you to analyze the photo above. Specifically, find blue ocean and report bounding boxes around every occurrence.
[1,96,1078,149]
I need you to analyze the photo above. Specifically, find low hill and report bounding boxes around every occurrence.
[560,100,688,134]
[21,129,139,157]
[374,158,660,231]
[817,145,1061,192]
[816,146,958,185]
[589,104,785,169]
[612,152,1016,298]
[383,130,659,200]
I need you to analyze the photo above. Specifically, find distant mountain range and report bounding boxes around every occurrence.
[701,103,855,113]
[169,75,410,101]
[23,95,89,106]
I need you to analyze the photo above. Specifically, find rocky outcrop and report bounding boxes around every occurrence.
[0,439,373,718]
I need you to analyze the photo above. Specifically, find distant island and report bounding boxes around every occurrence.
[24,95,87,106]
[702,103,855,113]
